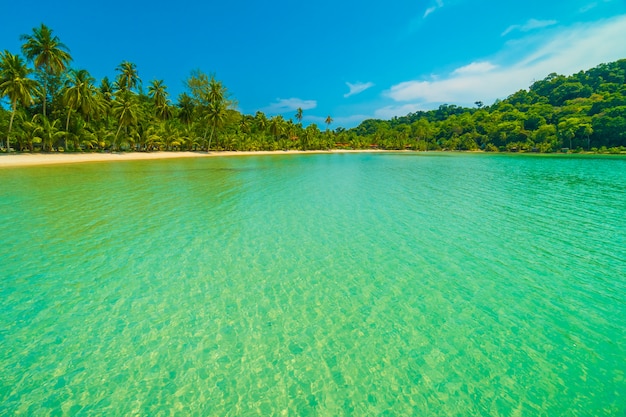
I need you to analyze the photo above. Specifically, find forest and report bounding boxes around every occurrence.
[1,24,626,154]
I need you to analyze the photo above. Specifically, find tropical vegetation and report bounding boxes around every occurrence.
[1,24,625,153]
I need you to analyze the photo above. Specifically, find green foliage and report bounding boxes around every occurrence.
[347,58,626,152]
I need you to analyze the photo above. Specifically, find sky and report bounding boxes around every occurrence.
[2,0,626,128]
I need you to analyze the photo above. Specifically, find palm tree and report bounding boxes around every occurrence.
[295,107,303,125]
[208,77,225,104]
[98,77,114,128]
[100,76,114,100]
[269,115,285,143]
[254,111,268,134]
[148,79,171,120]
[63,69,97,149]
[39,116,64,151]
[325,115,333,131]
[0,50,40,151]
[18,114,43,151]
[206,101,228,151]
[177,93,194,127]
[185,71,232,149]
[112,91,141,150]
[302,123,320,151]
[239,114,252,134]
[115,61,140,93]
[20,24,71,118]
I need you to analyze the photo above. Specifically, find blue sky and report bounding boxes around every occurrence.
[1,0,626,128]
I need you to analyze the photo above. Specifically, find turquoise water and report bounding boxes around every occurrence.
[1,152,625,416]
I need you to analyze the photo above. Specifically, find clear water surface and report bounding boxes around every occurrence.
[1,152,625,416]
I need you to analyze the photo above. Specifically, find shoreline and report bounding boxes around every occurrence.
[2,149,621,168]
[0,149,387,168]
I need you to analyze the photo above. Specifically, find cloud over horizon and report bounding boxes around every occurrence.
[384,15,626,111]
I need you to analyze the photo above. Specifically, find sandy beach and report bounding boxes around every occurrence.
[0,150,385,168]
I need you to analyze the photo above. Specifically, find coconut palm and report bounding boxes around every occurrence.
[206,101,228,151]
[239,114,252,134]
[63,69,97,149]
[185,71,232,148]
[302,123,320,151]
[269,115,285,143]
[112,91,141,150]
[115,61,140,93]
[159,120,182,151]
[17,114,43,151]
[148,79,171,120]
[20,24,71,118]
[177,93,194,126]
[254,111,268,134]
[0,50,40,151]
[205,76,231,149]
[100,76,114,100]
[208,77,225,104]
[97,77,114,128]
[39,116,64,151]
[295,107,303,125]
[325,115,333,131]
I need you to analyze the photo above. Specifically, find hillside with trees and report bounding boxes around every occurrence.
[346,61,626,153]
[1,24,625,153]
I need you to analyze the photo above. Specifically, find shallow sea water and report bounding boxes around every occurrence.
[1,152,625,416]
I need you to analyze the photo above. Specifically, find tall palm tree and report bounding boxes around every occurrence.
[63,69,97,149]
[98,77,114,128]
[208,77,225,104]
[177,93,194,127]
[0,50,40,151]
[206,101,228,151]
[112,91,141,150]
[20,24,71,118]
[295,107,303,125]
[115,61,140,93]
[185,71,232,149]
[325,115,333,131]
[148,79,171,120]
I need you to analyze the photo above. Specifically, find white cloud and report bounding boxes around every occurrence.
[344,81,374,98]
[502,19,558,36]
[580,0,617,13]
[263,98,317,114]
[452,61,498,75]
[384,15,626,112]
[423,0,444,18]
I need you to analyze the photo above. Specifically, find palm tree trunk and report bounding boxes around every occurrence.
[113,124,123,151]
[203,123,210,150]
[207,124,215,152]
[65,109,72,150]
[7,103,16,152]
[42,78,48,119]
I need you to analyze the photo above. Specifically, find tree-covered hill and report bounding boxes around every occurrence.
[346,59,626,153]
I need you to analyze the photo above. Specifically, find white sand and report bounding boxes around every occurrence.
[0,150,385,168]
